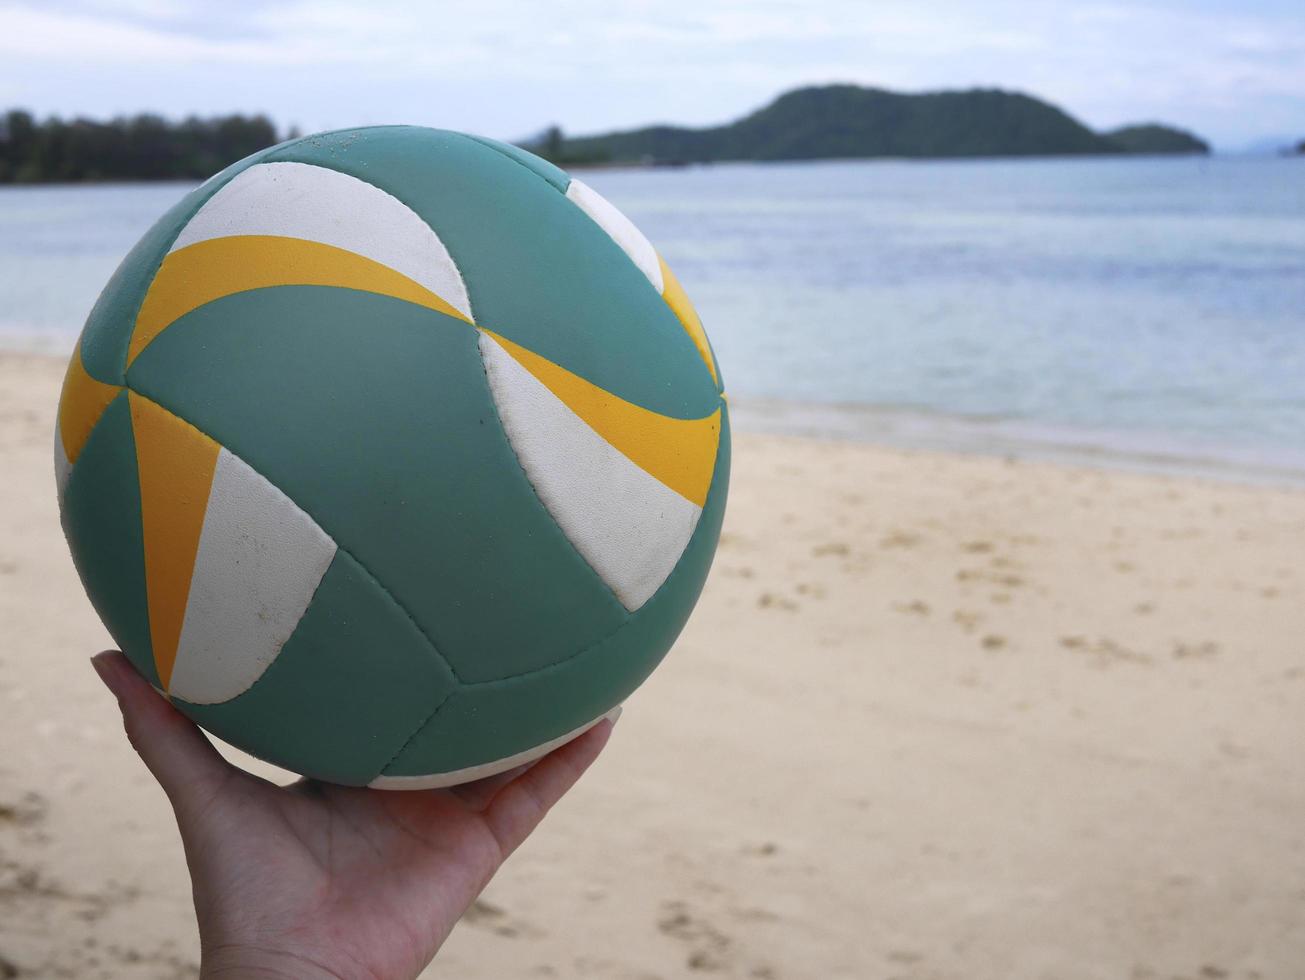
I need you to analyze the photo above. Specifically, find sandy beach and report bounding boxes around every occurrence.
[2,349,1303,979]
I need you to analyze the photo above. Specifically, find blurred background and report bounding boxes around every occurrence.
[1,2,1302,978]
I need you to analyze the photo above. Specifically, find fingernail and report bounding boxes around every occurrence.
[609,705,623,726]
[91,652,122,700]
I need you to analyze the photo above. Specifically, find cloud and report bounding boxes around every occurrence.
[0,0,1301,147]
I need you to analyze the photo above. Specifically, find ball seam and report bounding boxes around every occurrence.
[470,331,630,615]
[374,687,459,779]
[119,380,715,693]
[462,132,570,196]
[122,385,465,686]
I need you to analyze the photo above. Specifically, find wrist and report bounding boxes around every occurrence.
[201,944,345,980]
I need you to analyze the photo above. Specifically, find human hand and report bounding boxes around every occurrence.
[91,650,614,980]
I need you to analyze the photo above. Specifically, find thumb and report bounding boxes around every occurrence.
[482,714,615,860]
[92,651,232,812]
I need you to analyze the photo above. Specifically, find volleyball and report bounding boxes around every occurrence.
[55,126,729,788]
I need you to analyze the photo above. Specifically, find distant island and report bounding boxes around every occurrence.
[527,85,1210,166]
[0,85,1213,183]
[1101,124,1210,156]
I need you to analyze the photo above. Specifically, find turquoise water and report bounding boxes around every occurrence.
[2,156,1302,473]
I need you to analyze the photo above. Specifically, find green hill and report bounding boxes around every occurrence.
[1103,124,1209,155]
[539,85,1209,165]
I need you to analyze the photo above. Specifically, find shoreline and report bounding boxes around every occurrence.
[13,347,1301,491]
[729,396,1305,491]
[6,151,1292,189]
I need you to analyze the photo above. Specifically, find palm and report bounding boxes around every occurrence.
[93,650,612,980]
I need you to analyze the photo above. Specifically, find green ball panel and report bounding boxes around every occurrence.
[177,548,458,786]
[462,133,572,193]
[78,143,288,385]
[265,128,718,419]
[382,404,731,777]
[60,393,159,687]
[126,286,629,683]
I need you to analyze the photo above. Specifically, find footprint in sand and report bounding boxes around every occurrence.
[1060,636,1151,668]
[887,949,924,965]
[757,592,799,611]
[657,900,734,973]
[731,905,781,924]
[879,530,922,549]
[0,792,46,826]
[1172,640,1220,660]
[952,609,984,633]
[720,565,756,579]
[461,899,545,939]
[893,599,931,616]
[0,856,153,976]
[959,567,1024,589]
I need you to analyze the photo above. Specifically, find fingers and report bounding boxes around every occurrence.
[482,715,615,859]
[91,651,232,812]
[448,760,542,812]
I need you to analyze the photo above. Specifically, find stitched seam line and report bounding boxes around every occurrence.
[473,332,629,614]
[175,459,340,705]
[123,363,723,691]
[103,139,312,385]
[61,391,165,689]
[130,164,478,368]
[464,602,639,688]
[124,386,464,686]
[462,133,569,195]
[132,383,465,784]
[375,687,458,777]
[458,421,725,689]
[255,158,475,323]
[172,532,337,709]
[63,383,125,465]
[462,135,723,404]
[375,534,702,774]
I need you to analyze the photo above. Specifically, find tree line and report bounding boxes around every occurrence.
[0,110,286,183]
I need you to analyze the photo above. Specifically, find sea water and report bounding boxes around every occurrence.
[2,155,1302,478]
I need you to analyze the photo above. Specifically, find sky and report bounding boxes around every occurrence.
[2,0,1303,151]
